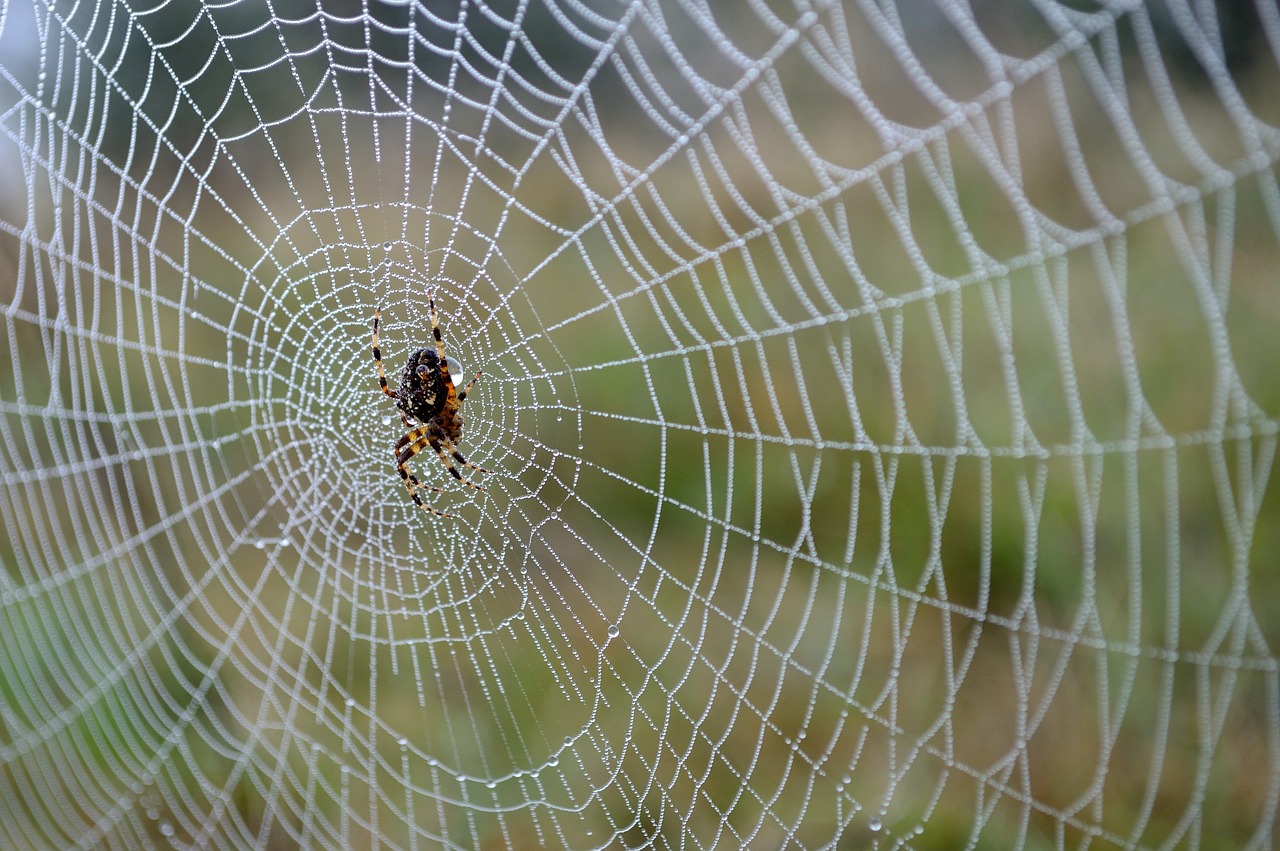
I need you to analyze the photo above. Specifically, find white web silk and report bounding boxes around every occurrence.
[1,0,1278,848]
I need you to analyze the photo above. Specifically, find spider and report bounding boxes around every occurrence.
[372,293,491,517]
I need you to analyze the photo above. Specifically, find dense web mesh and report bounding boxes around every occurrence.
[2,0,1279,847]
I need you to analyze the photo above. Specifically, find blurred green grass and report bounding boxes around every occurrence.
[3,6,1280,848]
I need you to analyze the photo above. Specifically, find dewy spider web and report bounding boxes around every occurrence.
[1,0,1278,847]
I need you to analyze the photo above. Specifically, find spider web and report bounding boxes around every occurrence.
[2,0,1279,847]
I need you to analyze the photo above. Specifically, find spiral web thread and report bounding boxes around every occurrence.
[1,0,1279,847]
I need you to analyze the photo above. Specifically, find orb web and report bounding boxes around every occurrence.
[1,0,1278,848]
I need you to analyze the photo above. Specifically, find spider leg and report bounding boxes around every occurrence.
[371,307,399,400]
[395,428,447,496]
[407,488,455,519]
[394,430,454,517]
[431,436,489,491]
[394,427,435,460]
[457,370,483,403]
[427,290,447,360]
[427,290,454,390]
[452,447,494,477]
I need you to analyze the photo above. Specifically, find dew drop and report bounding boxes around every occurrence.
[547,756,559,767]
[486,780,496,789]
[146,807,160,820]
[606,624,620,638]
[158,822,175,837]
[868,817,882,832]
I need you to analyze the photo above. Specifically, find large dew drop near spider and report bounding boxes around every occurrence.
[372,293,492,518]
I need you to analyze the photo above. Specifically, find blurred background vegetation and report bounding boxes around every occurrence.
[2,0,1279,848]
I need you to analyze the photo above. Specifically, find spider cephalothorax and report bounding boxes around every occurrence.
[372,293,491,517]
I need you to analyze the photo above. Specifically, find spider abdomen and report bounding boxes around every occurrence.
[397,347,449,423]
